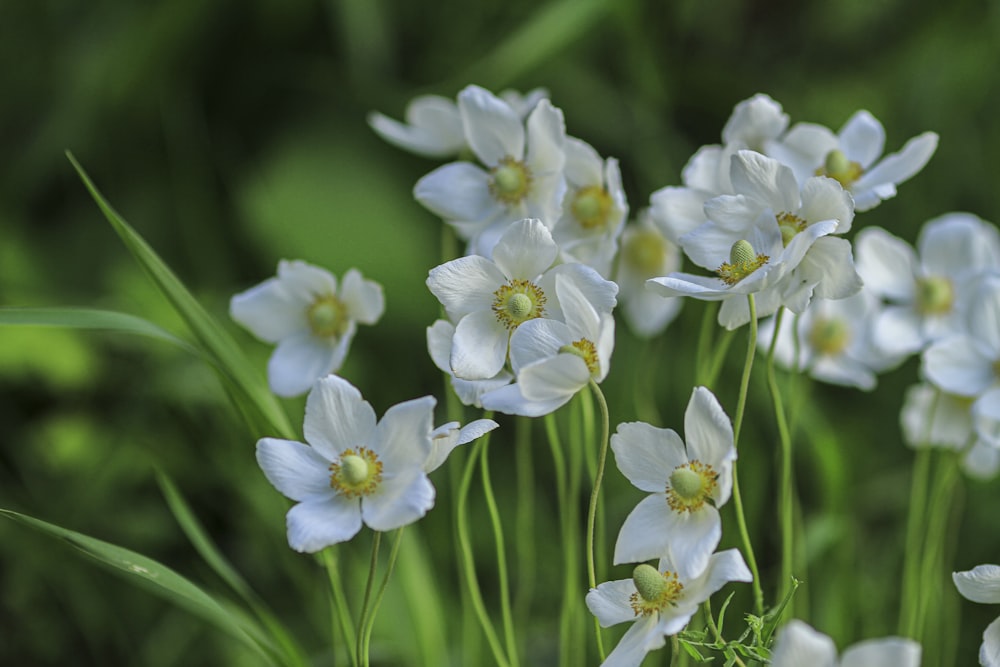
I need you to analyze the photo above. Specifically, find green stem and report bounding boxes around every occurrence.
[766,308,795,614]
[729,294,763,616]
[513,416,535,639]
[670,635,681,667]
[899,447,931,637]
[914,450,961,645]
[356,531,382,667]
[480,438,520,667]
[702,601,746,667]
[322,548,357,667]
[360,528,405,666]
[457,439,511,667]
[544,413,572,667]
[585,381,610,660]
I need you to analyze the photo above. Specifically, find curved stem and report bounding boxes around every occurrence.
[585,381,610,660]
[356,531,382,667]
[480,438,520,667]
[360,528,405,666]
[766,308,795,613]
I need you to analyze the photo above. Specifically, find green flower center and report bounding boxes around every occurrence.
[329,448,383,498]
[630,564,684,616]
[916,276,954,316]
[558,338,600,376]
[490,157,533,205]
[308,295,349,338]
[571,185,614,231]
[816,149,864,188]
[808,317,850,356]
[492,279,547,330]
[776,211,807,246]
[666,460,718,512]
[716,240,769,286]
[623,229,668,277]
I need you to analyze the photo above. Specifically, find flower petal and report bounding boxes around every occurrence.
[613,493,674,565]
[491,218,558,279]
[375,395,436,471]
[361,469,435,532]
[427,255,506,320]
[479,382,569,417]
[611,422,687,492]
[518,355,589,402]
[798,176,855,233]
[256,438,332,501]
[414,162,497,223]
[923,336,994,397]
[451,309,510,380]
[729,150,800,213]
[838,110,885,169]
[286,495,363,552]
[600,615,664,667]
[366,95,464,158]
[840,637,921,667]
[525,99,566,178]
[268,332,345,398]
[230,277,309,343]
[853,133,938,201]
[770,620,838,667]
[649,186,709,243]
[684,387,736,476]
[509,318,571,372]
[303,375,377,460]
[538,263,618,321]
[855,227,917,301]
[982,615,1000,667]
[667,506,723,580]
[458,85,525,164]
[872,306,925,357]
[954,564,1000,603]
[586,579,640,628]
[340,269,384,325]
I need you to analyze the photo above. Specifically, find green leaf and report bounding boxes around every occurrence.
[65,151,295,441]
[0,508,277,663]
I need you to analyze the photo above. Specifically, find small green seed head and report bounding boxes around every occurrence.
[507,293,533,319]
[669,466,704,500]
[916,276,954,316]
[632,564,666,603]
[825,149,850,178]
[730,239,756,266]
[307,296,349,338]
[808,317,850,355]
[623,229,668,276]
[340,454,369,486]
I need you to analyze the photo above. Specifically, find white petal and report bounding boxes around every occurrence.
[563,137,603,185]
[854,132,938,194]
[375,395,436,471]
[361,470,435,531]
[680,217,744,271]
[648,186,708,243]
[766,122,839,182]
[366,95,464,158]
[278,259,338,295]
[923,336,994,396]
[621,287,682,339]
[798,176,855,233]
[810,355,877,391]
[796,237,863,300]
[302,375,377,461]
[729,150,800,213]
[919,212,1000,278]
[230,277,309,343]
[458,85,525,164]
[682,144,728,192]
[647,273,731,300]
[684,387,736,474]
[426,320,456,372]
[538,263,618,320]
[722,93,788,150]
[586,579,640,628]
[838,110,885,168]
[770,620,838,667]
[982,616,1000,667]
[414,162,497,223]
[479,381,569,417]
[840,637,921,667]
[611,422,686,492]
[872,306,925,357]
[954,564,1000,603]
[268,332,344,398]
[900,383,971,449]
[961,439,1000,480]
[556,273,602,339]
[680,548,754,602]
[600,615,664,667]
[518,355,589,401]
[286,495,363,552]
[970,275,1000,353]
[256,438,332,501]
[613,494,675,565]
[854,227,918,301]
[509,318,571,371]
[339,269,384,325]
[427,255,505,320]
[667,506,723,580]
[451,310,510,380]
[491,218,558,279]
[525,99,566,177]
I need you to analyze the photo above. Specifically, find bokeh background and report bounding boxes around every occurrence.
[4,0,1000,664]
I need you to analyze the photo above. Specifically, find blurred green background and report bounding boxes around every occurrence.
[4,0,1000,664]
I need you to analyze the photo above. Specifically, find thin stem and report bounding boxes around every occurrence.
[766,307,795,613]
[513,416,536,638]
[914,450,961,645]
[702,601,746,667]
[360,528,405,666]
[729,294,763,615]
[457,439,511,667]
[670,635,681,667]
[322,548,357,667]
[585,381,610,661]
[544,413,573,667]
[356,531,382,667]
[480,438,521,667]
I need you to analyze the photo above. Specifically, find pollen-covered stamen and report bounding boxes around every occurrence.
[329,447,383,498]
[629,564,684,616]
[492,279,547,330]
[809,317,850,355]
[666,460,719,512]
[623,229,668,277]
[916,276,955,316]
[716,240,769,286]
[558,338,600,376]
[308,295,350,338]
[571,185,614,231]
[776,211,808,246]
[489,156,533,205]
[816,149,864,188]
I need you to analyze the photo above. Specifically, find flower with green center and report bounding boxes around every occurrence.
[230,260,384,397]
[586,549,752,667]
[427,218,617,381]
[770,619,920,667]
[808,316,850,356]
[611,387,736,577]
[255,375,436,552]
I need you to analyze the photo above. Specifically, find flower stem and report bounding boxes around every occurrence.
[545,413,574,667]
[585,380,610,661]
[322,547,357,667]
[914,450,961,645]
[899,447,931,637]
[359,528,405,666]
[513,416,536,638]
[356,531,382,667]
[729,293,764,615]
[765,308,795,615]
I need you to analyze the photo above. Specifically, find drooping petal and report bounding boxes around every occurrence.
[256,438,333,501]
[425,419,501,473]
[954,564,1000,603]
[613,494,675,565]
[286,495,363,552]
[340,269,385,325]
[361,469,435,532]
[451,310,510,380]
[611,422,687,492]
[677,548,753,605]
[303,375,377,461]
[458,85,525,164]
[374,395,436,471]
[414,162,498,223]
[427,255,506,320]
[268,333,342,398]
[586,579,641,628]
[853,132,938,206]
[366,95,464,158]
[230,277,309,343]
[769,620,838,667]
[556,273,602,339]
[600,615,664,667]
[518,355,590,402]
[665,506,723,579]
[838,110,886,169]
[479,382,570,417]
[491,218,558,279]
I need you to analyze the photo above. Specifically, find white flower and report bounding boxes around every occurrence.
[613,211,683,338]
[367,87,549,159]
[586,549,751,667]
[765,110,938,211]
[426,319,513,407]
[856,214,1000,357]
[611,387,736,577]
[758,290,901,391]
[551,137,628,276]
[425,419,499,473]
[954,564,1000,666]
[230,260,384,397]
[426,218,617,380]
[414,85,566,256]
[255,375,435,552]
[770,619,921,667]
[722,93,789,152]
[480,275,615,417]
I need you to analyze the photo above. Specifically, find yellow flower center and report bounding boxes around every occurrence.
[916,276,955,316]
[716,240,769,286]
[776,211,807,246]
[666,460,718,512]
[492,279,547,330]
[329,448,383,498]
[623,229,668,277]
[816,149,864,188]
[490,156,533,205]
[629,564,684,616]
[558,338,600,376]
[571,185,614,231]
[808,317,850,356]
[307,295,349,338]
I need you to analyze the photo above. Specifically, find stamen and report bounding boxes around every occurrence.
[629,564,684,616]
[489,157,533,205]
[666,460,718,512]
[816,149,864,187]
[716,240,769,286]
[329,448,383,498]
[571,185,614,231]
[558,338,600,375]
[308,295,349,338]
[492,279,546,330]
